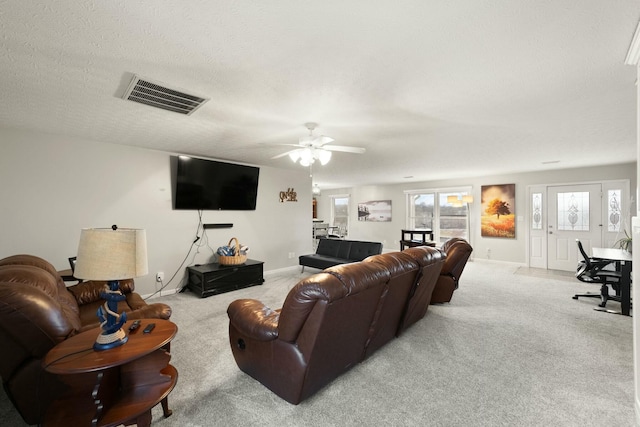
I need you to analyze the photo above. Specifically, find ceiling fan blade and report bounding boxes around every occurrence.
[278,143,305,148]
[323,145,366,154]
[314,135,334,146]
[271,149,299,159]
[299,135,334,147]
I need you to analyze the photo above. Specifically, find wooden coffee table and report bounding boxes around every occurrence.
[43,319,178,427]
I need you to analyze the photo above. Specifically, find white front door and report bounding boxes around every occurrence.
[547,184,603,271]
[528,187,546,269]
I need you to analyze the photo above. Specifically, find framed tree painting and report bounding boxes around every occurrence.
[481,184,515,238]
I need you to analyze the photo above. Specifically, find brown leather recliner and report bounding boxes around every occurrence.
[431,238,473,303]
[0,254,172,425]
[399,245,450,332]
[227,247,444,404]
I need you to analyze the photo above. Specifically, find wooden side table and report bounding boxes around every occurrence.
[400,229,435,250]
[43,319,178,427]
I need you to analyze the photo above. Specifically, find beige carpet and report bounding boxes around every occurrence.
[0,260,634,426]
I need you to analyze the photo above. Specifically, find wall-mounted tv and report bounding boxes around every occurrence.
[171,156,260,210]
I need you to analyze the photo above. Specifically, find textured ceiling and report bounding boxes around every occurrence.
[0,1,638,188]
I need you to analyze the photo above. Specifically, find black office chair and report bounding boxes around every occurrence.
[572,239,621,308]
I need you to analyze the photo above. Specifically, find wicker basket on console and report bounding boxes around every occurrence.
[218,237,247,265]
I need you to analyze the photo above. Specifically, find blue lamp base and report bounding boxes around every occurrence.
[94,328,128,351]
[94,280,129,351]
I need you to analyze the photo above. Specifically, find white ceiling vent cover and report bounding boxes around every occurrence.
[122,75,209,115]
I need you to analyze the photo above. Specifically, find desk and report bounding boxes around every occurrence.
[592,247,632,316]
[43,319,178,426]
[400,229,435,250]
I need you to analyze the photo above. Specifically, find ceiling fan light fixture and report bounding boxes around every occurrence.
[318,149,331,165]
[289,150,301,163]
[299,148,313,166]
[275,122,363,168]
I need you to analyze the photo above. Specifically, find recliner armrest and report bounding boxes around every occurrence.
[66,279,135,305]
[124,293,172,320]
[228,299,279,341]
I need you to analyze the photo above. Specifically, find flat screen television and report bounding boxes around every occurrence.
[171,156,260,210]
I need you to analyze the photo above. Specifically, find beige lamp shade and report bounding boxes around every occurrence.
[462,195,474,203]
[74,227,148,280]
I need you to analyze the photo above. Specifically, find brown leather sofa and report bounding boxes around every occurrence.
[227,246,445,404]
[431,238,473,303]
[0,254,172,425]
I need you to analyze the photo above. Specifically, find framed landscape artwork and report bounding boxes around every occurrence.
[358,200,392,222]
[481,184,516,238]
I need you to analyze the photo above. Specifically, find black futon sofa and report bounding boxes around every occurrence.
[299,238,383,272]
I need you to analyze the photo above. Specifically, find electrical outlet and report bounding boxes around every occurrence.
[156,272,164,282]
[288,252,295,259]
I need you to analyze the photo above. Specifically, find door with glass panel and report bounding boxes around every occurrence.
[547,184,602,271]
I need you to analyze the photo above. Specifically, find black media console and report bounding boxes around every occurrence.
[186,259,264,298]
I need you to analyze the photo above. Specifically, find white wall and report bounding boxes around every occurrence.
[316,163,636,263]
[629,38,640,427]
[0,128,312,296]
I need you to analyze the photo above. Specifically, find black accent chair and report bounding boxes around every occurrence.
[572,239,621,308]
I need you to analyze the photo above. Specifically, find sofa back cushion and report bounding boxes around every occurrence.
[0,265,81,384]
[315,238,343,257]
[398,246,446,333]
[315,239,383,262]
[347,241,383,261]
[0,254,80,317]
[441,239,473,282]
[361,251,420,357]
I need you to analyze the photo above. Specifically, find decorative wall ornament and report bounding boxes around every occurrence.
[279,188,298,203]
[358,200,392,222]
[481,184,516,238]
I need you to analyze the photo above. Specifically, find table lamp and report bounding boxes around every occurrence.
[74,226,148,350]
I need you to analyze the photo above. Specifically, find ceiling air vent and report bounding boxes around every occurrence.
[122,75,209,115]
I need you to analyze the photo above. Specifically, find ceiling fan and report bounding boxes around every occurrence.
[271,122,366,167]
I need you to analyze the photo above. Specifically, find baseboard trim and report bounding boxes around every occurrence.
[265,265,301,276]
[142,287,180,299]
[472,258,527,268]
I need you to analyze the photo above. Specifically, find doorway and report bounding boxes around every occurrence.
[528,180,630,272]
[547,184,602,271]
